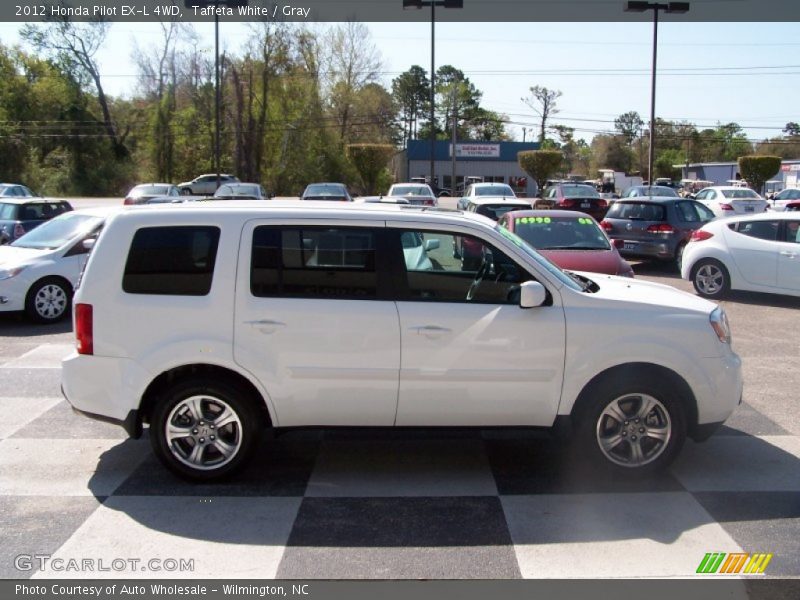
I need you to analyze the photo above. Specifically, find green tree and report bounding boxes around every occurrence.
[614,111,644,146]
[347,143,395,194]
[517,149,563,192]
[391,66,429,144]
[738,155,781,195]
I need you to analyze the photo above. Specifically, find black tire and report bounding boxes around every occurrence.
[180,188,192,196]
[25,277,72,324]
[574,374,687,476]
[150,378,261,481]
[690,258,730,299]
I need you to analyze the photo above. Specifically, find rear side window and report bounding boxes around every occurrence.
[123,226,220,295]
[606,202,666,221]
[251,226,377,299]
[734,220,779,241]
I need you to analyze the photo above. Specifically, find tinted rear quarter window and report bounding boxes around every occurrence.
[123,226,220,295]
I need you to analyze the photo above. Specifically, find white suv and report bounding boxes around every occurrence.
[62,202,743,480]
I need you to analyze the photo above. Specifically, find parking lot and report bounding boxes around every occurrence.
[0,199,799,580]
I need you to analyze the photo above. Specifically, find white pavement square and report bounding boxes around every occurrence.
[32,496,302,579]
[1,343,73,369]
[0,438,148,496]
[0,396,62,438]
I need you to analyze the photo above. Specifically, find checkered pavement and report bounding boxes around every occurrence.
[1,341,798,580]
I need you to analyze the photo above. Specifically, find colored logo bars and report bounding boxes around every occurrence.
[696,552,773,574]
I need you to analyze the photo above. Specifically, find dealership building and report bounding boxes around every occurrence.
[394,140,541,196]
[677,159,800,193]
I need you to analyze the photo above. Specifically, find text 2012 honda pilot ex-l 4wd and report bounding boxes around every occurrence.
[62,202,743,481]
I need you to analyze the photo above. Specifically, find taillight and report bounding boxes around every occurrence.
[646,223,676,234]
[123,197,134,205]
[691,230,714,242]
[75,303,93,355]
[600,220,612,232]
[598,199,608,208]
[561,198,577,208]
[423,199,434,206]
[719,203,734,211]
[13,223,25,238]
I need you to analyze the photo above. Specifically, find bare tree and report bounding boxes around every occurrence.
[22,17,129,157]
[521,85,562,145]
[323,22,382,144]
[132,21,189,180]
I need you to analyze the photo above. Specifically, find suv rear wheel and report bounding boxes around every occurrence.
[150,378,260,481]
[576,376,687,475]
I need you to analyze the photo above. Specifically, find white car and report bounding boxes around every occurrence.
[457,182,517,210]
[769,188,800,212]
[62,202,742,480]
[693,186,768,218]
[0,208,113,323]
[681,212,800,299]
[386,183,437,207]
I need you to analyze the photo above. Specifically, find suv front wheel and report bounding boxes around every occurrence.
[576,377,687,475]
[150,378,260,481]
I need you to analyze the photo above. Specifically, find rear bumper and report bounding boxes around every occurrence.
[69,403,142,438]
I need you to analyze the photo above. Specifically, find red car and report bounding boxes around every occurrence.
[498,210,634,277]
[541,183,609,221]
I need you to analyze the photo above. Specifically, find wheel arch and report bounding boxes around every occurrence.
[139,363,273,429]
[569,362,699,437]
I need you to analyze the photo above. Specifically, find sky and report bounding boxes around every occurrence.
[0,20,797,147]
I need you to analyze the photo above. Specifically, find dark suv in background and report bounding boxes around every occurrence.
[600,197,715,270]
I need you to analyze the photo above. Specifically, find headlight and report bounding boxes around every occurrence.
[709,306,731,344]
[0,266,26,281]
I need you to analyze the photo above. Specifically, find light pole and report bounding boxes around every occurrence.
[624,1,689,189]
[403,0,463,189]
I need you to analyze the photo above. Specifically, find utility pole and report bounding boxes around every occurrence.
[451,84,457,195]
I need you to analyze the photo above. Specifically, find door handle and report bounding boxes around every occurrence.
[245,319,286,334]
[410,325,452,337]
[780,251,797,258]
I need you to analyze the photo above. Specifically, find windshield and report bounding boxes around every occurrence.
[391,185,432,197]
[217,184,260,196]
[606,201,667,221]
[512,215,610,250]
[0,203,18,220]
[494,224,585,292]
[721,189,760,199]
[10,213,103,250]
[476,204,529,221]
[561,185,600,198]
[132,185,171,197]
[475,185,515,197]
[624,186,677,197]
[305,184,346,196]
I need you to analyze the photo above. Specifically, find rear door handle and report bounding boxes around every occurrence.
[410,325,452,338]
[780,251,797,258]
[245,319,286,334]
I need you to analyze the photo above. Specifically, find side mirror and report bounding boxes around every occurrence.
[424,239,440,252]
[519,280,546,308]
[82,238,96,251]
